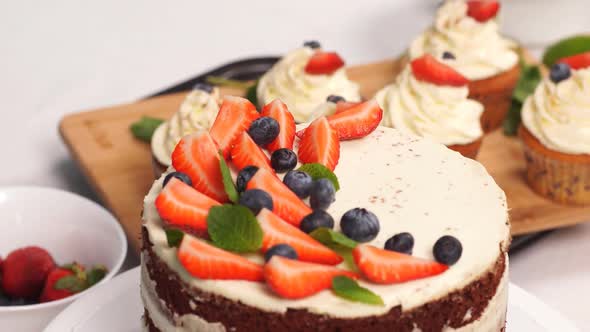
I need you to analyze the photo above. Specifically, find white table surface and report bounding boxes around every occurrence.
[1,0,587,329]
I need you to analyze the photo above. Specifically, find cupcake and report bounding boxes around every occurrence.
[520,57,590,205]
[376,54,484,159]
[257,41,361,123]
[151,83,220,177]
[408,0,520,132]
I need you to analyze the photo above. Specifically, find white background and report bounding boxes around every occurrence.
[0,0,588,328]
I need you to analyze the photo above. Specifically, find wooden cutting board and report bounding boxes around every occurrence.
[60,58,590,252]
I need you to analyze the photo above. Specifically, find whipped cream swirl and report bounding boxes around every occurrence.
[376,66,483,146]
[522,68,590,154]
[257,47,360,123]
[409,0,518,80]
[151,88,220,166]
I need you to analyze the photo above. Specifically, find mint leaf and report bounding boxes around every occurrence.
[502,101,523,136]
[207,205,263,252]
[130,116,164,142]
[87,266,108,287]
[332,276,384,306]
[205,76,253,89]
[542,35,590,67]
[513,64,541,104]
[298,163,340,191]
[246,82,258,107]
[502,61,542,136]
[166,229,184,248]
[219,152,239,203]
[310,228,356,249]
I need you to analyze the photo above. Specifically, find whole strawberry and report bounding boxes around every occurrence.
[2,246,55,299]
[40,263,107,303]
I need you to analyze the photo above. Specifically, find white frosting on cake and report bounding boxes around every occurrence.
[376,66,483,146]
[257,47,361,123]
[409,0,518,81]
[142,126,510,319]
[521,68,590,155]
[151,88,220,166]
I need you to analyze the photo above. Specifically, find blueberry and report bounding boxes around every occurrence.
[550,63,571,83]
[248,117,280,146]
[264,244,298,262]
[340,208,380,243]
[303,40,321,49]
[283,170,313,198]
[326,95,345,103]
[271,149,297,173]
[192,82,214,93]
[384,232,414,255]
[300,210,335,233]
[239,189,273,215]
[309,179,336,210]
[236,166,259,193]
[163,172,192,187]
[433,235,462,265]
[442,51,455,60]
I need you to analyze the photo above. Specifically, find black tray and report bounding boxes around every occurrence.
[145,56,548,254]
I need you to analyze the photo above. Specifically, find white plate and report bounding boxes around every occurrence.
[44,267,579,332]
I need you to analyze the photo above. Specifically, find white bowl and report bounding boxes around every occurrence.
[0,186,127,332]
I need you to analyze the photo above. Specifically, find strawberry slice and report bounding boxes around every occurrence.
[230,132,273,172]
[264,256,357,299]
[261,100,296,153]
[558,51,590,70]
[258,209,342,265]
[467,1,500,23]
[304,52,345,75]
[298,116,340,171]
[411,54,469,87]
[295,101,363,139]
[352,244,448,284]
[335,101,361,114]
[177,234,264,281]
[172,132,228,202]
[327,99,383,140]
[209,96,260,158]
[246,168,312,226]
[155,178,220,235]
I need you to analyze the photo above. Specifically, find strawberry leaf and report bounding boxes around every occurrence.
[54,275,87,293]
[297,163,340,191]
[87,266,108,287]
[310,228,357,249]
[207,204,263,253]
[219,151,239,203]
[166,229,184,248]
[130,116,164,142]
[332,276,384,306]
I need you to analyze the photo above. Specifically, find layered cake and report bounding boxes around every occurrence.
[408,0,520,132]
[141,96,510,331]
[376,54,484,159]
[257,41,361,123]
